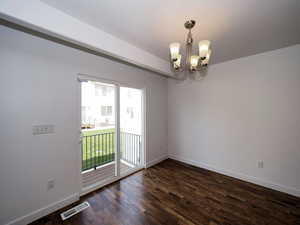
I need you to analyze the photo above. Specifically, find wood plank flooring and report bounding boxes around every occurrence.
[31,159,300,225]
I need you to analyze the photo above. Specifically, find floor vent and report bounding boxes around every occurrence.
[60,201,90,220]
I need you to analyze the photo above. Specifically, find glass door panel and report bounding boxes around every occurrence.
[81,80,116,188]
[120,87,143,175]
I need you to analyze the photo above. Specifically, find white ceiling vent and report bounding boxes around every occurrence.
[60,201,90,220]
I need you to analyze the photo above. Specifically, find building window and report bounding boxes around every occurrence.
[95,84,101,96]
[95,84,113,97]
[127,107,134,118]
[102,86,107,96]
[127,89,131,98]
[95,84,107,96]
[101,106,113,116]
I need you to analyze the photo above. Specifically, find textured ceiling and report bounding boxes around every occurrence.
[42,0,300,64]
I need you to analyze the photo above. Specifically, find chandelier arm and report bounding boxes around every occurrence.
[195,64,208,71]
[185,29,193,72]
[185,44,189,72]
[172,67,187,80]
[169,58,185,74]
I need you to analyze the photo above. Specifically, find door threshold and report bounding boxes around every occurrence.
[80,167,144,196]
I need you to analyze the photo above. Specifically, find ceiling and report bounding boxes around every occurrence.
[42,0,300,65]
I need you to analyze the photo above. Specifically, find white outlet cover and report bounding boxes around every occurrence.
[47,179,55,190]
[258,161,264,168]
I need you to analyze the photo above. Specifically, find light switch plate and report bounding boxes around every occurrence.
[32,124,55,135]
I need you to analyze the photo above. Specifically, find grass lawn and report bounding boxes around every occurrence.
[81,128,115,171]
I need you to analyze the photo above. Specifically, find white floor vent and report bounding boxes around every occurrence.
[60,201,90,220]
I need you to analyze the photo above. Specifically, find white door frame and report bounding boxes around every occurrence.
[77,73,146,196]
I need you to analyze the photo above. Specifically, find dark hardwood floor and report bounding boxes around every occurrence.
[31,159,300,225]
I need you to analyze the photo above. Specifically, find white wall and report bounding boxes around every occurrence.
[168,45,300,197]
[0,25,168,225]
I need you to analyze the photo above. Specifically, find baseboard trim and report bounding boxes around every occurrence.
[145,155,168,168]
[6,193,79,225]
[169,155,300,197]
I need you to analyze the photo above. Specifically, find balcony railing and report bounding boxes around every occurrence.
[120,132,142,166]
[81,131,141,172]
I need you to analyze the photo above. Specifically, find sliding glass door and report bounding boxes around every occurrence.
[79,76,144,192]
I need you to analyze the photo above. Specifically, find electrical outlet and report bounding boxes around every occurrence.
[47,179,55,190]
[33,125,55,135]
[258,161,264,168]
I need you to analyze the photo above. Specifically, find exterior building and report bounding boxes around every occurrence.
[81,81,115,129]
[120,87,142,135]
[81,81,142,135]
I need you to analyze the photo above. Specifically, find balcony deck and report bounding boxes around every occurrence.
[82,160,135,188]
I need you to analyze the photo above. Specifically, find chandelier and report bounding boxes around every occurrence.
[169,20,212,77]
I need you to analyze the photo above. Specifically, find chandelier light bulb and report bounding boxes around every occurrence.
[174,54,181,69]
[169,42,180,61]
[199,40,211,60]
[201,49,212,67]
[190,55,199,70]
